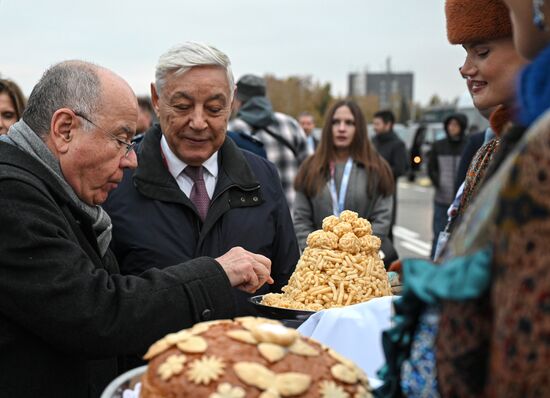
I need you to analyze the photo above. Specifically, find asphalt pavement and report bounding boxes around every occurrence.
[392,177,434,260]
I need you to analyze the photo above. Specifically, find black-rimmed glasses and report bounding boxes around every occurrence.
[73,110,136,157]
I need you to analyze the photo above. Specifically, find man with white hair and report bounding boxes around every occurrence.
[104,42,299,316]
[0,60,273,397]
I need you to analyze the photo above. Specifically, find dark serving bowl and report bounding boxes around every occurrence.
[249,295,316,327]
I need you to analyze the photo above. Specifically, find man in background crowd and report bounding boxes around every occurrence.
[228,74,309,211]
[427,112,468,258]
[133,95,154,142]
[298,111,319,153]
[371,110,408,240]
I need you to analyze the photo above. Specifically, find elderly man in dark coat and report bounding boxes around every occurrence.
[104,42,299,318]
[0,60,272,398]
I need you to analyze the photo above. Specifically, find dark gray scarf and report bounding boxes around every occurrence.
[7,120,112,256]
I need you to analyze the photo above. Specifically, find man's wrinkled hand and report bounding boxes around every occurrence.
[215,247,274,293]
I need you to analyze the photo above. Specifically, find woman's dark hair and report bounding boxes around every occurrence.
[295,99,394,197]
[0,78,26,120]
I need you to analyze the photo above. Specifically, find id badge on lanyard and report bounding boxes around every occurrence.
[434,230,450,261]
[328,158,353,216]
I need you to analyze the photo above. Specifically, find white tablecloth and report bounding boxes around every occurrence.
[297,296,394,386]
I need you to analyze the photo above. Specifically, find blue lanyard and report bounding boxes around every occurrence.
[328,157,353,216]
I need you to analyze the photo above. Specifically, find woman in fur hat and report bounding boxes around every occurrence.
[376,1,542,397]
[432,1,529,397]
[446,0,528,226]
[429,0,527,262]
[479,0,550,395]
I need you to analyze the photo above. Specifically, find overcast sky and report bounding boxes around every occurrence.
[1,0,468,105]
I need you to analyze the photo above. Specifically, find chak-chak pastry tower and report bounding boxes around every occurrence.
[262,210,391,311]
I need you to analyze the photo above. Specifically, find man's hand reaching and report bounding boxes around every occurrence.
[215,247,274,293]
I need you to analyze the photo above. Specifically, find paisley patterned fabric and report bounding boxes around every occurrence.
[401,306,440,398]
[488,117,550,396]
[458,138,500,217]
[434,137,500,397]
[441,111,550,396]
[377,111,550,398]
[379,39,550,396]
[435,296,491,397]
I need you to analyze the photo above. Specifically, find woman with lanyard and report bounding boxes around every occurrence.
[293,100,395,264]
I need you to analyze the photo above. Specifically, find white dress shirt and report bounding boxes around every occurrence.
[160,135,218,199]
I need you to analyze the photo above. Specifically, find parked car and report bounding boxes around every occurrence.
[392,123,415,149]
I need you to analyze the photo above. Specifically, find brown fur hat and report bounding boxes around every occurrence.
[446,0,512,44]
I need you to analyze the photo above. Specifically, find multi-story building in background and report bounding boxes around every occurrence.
[348,59,414,122]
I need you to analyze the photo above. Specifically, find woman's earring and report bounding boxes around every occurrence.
[533,0,548,31]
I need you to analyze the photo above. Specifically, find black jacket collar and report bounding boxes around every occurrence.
[133,124,260,205]
[0,141,72,205]
[374,130,399,143]
[0,141,104,263]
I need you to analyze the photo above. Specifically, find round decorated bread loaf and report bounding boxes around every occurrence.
[140,317,372,397]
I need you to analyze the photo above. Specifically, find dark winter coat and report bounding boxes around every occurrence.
[371,130,409,180]
[103,125,299,316]
[0,142,235,398]
[428,114,468,205]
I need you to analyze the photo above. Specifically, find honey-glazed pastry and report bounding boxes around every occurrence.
[306,230,339,250]
[262,211,391,311]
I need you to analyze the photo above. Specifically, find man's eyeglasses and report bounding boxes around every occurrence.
[72,110,136,157]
